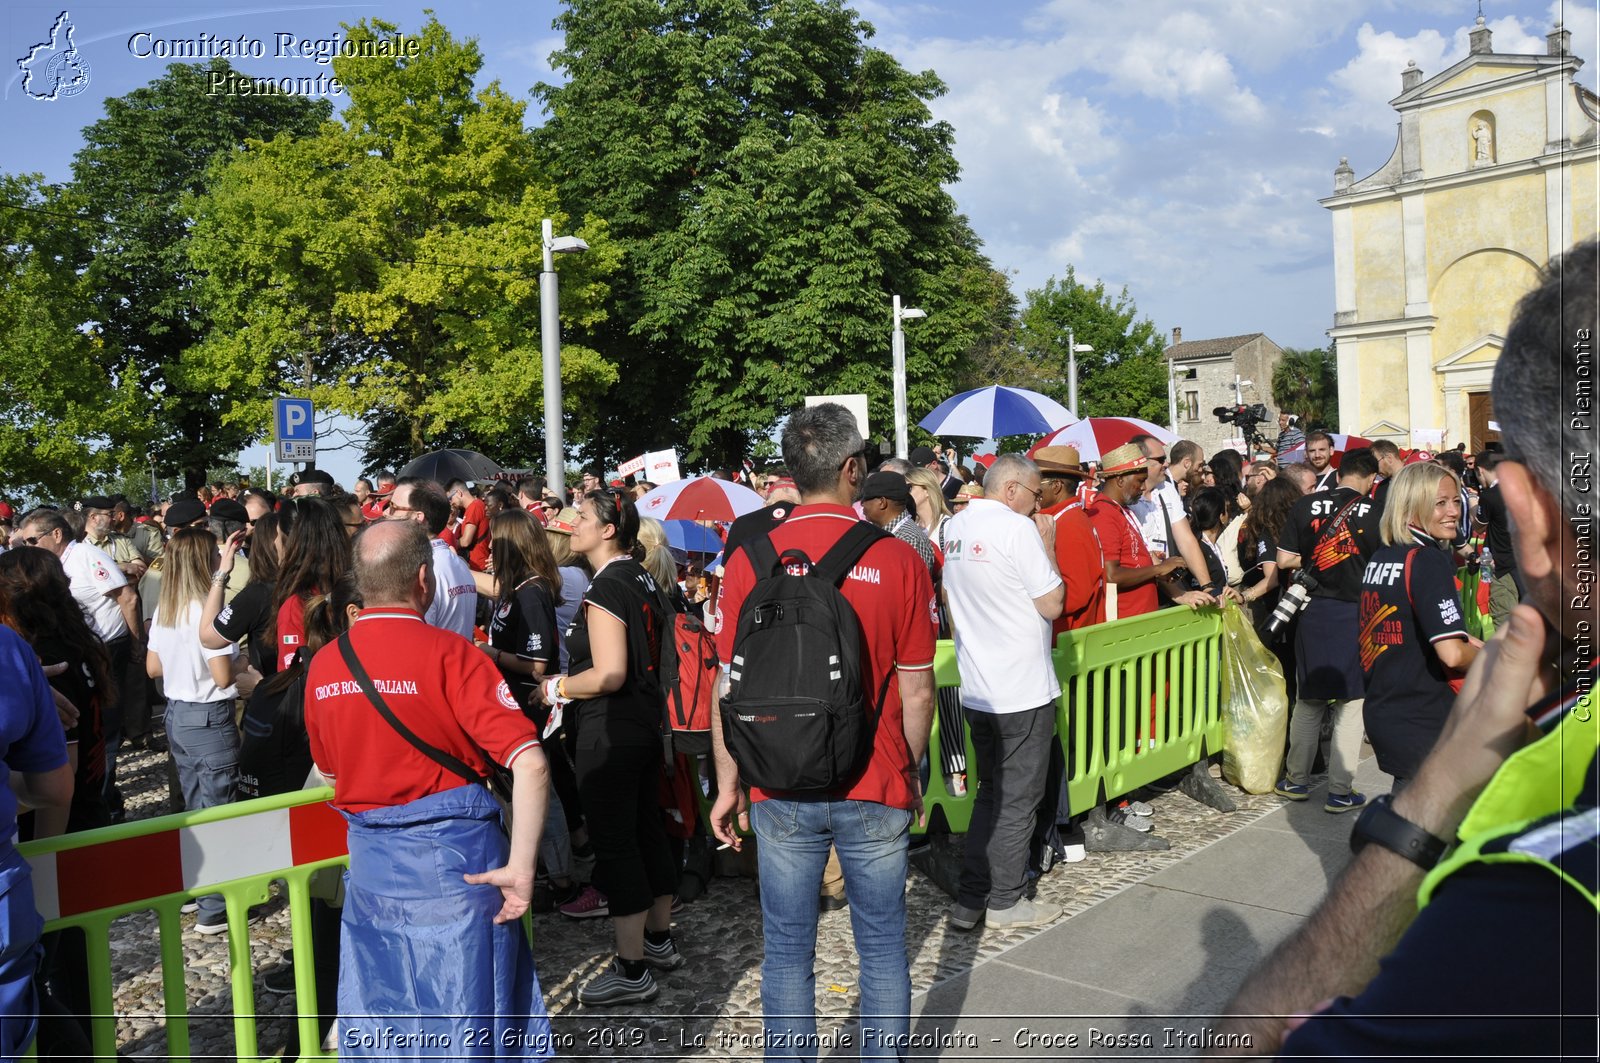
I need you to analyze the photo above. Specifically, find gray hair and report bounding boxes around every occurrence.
[983,453,1039,492]
[1493,239,1598,523]
[877,457,914,475]
[353,519,433,606]
[783,403,864,495]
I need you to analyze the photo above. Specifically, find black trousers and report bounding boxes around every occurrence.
[575,739,676,917]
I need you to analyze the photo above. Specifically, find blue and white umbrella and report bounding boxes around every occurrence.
[665,519,724,555]
[918,386,1076,438]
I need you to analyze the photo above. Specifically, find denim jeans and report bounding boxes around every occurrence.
[751,797,913,1062]
[165,698,239,919]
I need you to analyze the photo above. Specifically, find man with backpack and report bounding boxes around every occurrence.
[709,402,937,1061]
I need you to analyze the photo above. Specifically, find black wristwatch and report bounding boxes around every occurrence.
[1349,794,1450,870]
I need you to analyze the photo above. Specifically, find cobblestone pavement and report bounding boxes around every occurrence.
[103,747,1282,1060]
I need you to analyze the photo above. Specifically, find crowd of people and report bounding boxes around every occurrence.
[0,241,1591,1059]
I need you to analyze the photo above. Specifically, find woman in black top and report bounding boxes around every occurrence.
[237,575,360,800]
[1238,476,1303,629]
[479,508,562,706]
[1358,462,1479,789]
[536,489,679,1006]
[202,510,284,675]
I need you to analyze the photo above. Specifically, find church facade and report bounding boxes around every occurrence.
[1322,18,1598,450]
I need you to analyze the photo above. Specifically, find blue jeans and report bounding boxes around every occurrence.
[751,797,913,1062]
[166,698,239,919]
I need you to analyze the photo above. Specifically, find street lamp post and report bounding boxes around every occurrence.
[891,295,925,459]
[1065,328,1093,418]
[540,217,589,504]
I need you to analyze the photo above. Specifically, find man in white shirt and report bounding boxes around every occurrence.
[386,478,477,639]
[1128,435,1219,600]
[941,453,1065,931]
[17,507,144,817]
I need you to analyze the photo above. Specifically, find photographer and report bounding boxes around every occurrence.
[1273,448,1382,813]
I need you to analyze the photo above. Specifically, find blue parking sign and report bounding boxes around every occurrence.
[274,397,315,463]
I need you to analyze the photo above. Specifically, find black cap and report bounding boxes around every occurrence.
[165,498,207,527]
[291,468,336,487]
[81,495,115,512]
[209,498,249,524]
[861,471,913,505]
[909,445,939,466]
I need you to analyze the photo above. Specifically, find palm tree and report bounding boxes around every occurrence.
[1272,347,1339,430]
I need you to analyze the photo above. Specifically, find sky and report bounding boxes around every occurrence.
[3,0,1596,487]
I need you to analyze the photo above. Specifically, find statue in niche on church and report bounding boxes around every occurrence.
[1472,119,1494,164]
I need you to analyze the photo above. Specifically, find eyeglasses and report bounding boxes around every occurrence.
[1008,481,1044,503]
[1148,454,1169,466]
[20,535,41,546]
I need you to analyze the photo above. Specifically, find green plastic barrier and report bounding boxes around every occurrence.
[19,787,349,1062]
[920,605,1223,834]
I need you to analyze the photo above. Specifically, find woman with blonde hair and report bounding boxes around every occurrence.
[1358,461,1481,790]
[636,518,682,603]
[905,466,953,551]
[145,526,240,934]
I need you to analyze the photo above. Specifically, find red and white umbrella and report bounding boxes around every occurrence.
[1025,417,1176,462]
[636,476,765,522]
[1277,433,1375,467]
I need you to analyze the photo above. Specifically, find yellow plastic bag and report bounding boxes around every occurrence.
[1219,600,1290,794]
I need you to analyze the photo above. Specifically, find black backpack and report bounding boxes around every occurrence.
[720,522,892,793]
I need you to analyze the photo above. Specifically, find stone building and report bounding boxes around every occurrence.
[1163,328,1285,456]
[1322,17,1599,451]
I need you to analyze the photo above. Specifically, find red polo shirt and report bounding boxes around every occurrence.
[714,504,937,810]
[305,608,540,813]
[1041,499,1107,634]
[1086,496,1160,618]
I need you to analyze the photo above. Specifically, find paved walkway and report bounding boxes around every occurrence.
[104,746,1390,1060]
[903,754,1391,1061]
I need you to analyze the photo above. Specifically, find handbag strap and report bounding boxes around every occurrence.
[336,632,484,789]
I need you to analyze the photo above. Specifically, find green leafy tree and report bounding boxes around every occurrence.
[1017,266,1167,423]
[533,0,1008,466]
[0,175,144,499]
[1272,346,1339,431]
[187,17,618,472]
[69,61,332,489]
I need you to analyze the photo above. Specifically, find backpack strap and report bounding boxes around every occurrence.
[809,521,889,586]
[742,533,784,582]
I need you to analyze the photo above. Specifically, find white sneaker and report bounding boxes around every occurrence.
[1124,799,1155,817]
[986,897,1062,929]
[1062,843,1087,863]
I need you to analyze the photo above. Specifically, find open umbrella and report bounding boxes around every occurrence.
[1025,417,1176,462]
[1276,433,1375,467]
[919,386,1076,438]
[664,520,724,555]
[637,476,764,522]
[397,448,503,485]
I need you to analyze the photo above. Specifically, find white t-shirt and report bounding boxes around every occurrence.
[61,540,130,642]
[1129,478,1186,559]
[941,498,1063,713]
[147,601,237,703]
[426,538,478,640]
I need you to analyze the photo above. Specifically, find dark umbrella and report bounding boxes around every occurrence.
[396,448,504,485]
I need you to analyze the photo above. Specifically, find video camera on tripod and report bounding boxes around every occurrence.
[1213,402,1272,453]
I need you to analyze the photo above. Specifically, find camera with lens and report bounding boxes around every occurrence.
[1264,568,1319,638]
[1213,402,1272,452]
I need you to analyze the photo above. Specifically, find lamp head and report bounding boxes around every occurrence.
[548,235,589,254]
[900,307,926,320]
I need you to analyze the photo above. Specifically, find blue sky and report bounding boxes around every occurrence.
[3,0,1595,484]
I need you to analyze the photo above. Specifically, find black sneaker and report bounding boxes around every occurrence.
[262,961,297,995]
[577,960,658,1006]
[642,936,685,972]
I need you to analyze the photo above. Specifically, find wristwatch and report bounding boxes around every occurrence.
[1349,794,1449,870]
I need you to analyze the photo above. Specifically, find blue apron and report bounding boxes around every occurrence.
[0,845,42,1060]
[338,785,551,1061]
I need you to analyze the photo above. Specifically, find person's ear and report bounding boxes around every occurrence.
[1497,462,1560,583]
